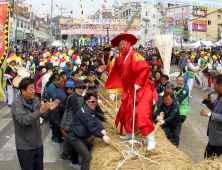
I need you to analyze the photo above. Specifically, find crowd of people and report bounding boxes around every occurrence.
[3,35,222,170]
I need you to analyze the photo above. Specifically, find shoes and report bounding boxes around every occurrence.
[58,142,64,147]
[146,131,156,151]
[69,162,81,169]
[51,137,58,143]
[189,95,192,98]
[119,133,135,140]
[202,87,208,90]
[61,152,69,159]
[8,105,11,107]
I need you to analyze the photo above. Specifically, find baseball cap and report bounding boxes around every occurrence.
[166,83,176,89]
[88,84,101,93]
[65,81,74,88]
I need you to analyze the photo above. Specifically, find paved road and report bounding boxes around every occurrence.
[0,65,214,169]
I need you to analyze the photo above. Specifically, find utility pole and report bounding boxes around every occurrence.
[14,0,18,46]
[50,0,53,49]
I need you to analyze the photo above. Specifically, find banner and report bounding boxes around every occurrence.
[139,0,222,8]
[0,3,10,100]
[154,35,173,76]
[72,19,127,25]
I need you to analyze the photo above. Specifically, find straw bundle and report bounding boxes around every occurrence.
[90,73,220,170]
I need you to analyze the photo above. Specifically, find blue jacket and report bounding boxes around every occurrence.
[52,89,69,120]
[33,57,39,70]
[69,104,104,140]
[154,101,181,127]
[47,81,61,102]
[63,66,72,77]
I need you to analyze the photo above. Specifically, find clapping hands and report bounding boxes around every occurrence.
[39,99,59,114]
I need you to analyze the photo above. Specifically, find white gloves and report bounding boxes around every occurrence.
[158,120,165,125]
[103,136,111,144]
[111,50,118,59]
[134,84,141,90]
[157,116,163,121]
[101,130,106,136]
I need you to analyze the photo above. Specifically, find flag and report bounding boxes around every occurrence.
[70,11,73,14]
[104,0,107,3]
[81,11,83,14]
[154,35,173,76]
[148,40,152,46]
[80,4,82,8]
[30,4,32,7]
[0,3,10,100]
[103,5,106,9]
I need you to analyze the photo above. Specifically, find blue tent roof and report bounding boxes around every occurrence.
[200,41,206,47]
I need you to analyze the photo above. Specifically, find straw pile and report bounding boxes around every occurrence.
[89,74,222,170]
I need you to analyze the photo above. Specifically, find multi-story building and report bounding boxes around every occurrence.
[95,6,114,19]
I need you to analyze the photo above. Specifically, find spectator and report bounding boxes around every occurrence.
[87,71,97,84]
[80,63,87,72]
[178,51,188,76]
[154,92,181,147]
[153,63,160,72]
[201,75,222,158]
[52,81,75,147]
[67,93,111,169]
[35,68,47,101]
[33,53,39,70]
[174,76,189,124]
[69,71,78,84]
[83,79,92,96]
[11,78,59,170]
[76,67,84,80]
[150,54,161,70]
[33,66,45,86]
[155,74,170,94]
[63,62,72,77]
[153,70,162,88]
[82,70,90,79]
[60,71,68,85]
[54,66,60,73]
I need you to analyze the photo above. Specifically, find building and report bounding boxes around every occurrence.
[95,6,114,19]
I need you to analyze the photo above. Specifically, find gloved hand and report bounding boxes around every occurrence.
[134,84,141,90]
[158,120,165,125]
[111,50,118,59]
[160,112,165,117]
[101,130,106,136]
[103,136,111,144]
[157,116,163,121]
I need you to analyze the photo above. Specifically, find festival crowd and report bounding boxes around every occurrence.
[2,34,222,170]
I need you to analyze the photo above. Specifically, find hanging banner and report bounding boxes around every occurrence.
[72,19,127,25]
[154,34,173,76]
[139,0,222,8]
[0,3,10,100]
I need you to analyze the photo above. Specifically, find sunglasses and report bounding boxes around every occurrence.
[88,100,97,104]
[162,79,167,81]
[77,87,85,90]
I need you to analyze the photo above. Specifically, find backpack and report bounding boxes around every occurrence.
[58,96,69,112]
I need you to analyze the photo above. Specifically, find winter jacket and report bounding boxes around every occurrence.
[33,71,42,86]
[178,55,188,68]
[60,92,84,132]
[36,76,43,94]
[47,81,61,102]
[154,101,181,127]
[52,89,69,120]
[11,94,51,150]
[69,104,104,140]
[155,81,170,94]
[33,57,39,70]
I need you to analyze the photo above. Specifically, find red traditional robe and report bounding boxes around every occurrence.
[105,47,158,136]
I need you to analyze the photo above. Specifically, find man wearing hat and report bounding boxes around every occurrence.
[198,51,205,87]
[103,45,111,65]
[105,33,158,151]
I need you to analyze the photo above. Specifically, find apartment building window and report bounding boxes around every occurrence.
[218,15,221,19]
[17,19,20,27]
[24,21,27,29]
[208,20,211,25]
[146,11,148,16]
[21,20,23,28]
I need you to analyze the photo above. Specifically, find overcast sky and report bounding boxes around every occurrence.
[24,0,124,18]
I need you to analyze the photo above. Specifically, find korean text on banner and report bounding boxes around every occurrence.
[154,35,173,76]
[0,3,10,100]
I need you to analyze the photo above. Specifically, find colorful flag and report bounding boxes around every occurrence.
[70,11,73,14]
[81,11,83,14]
[80,4,82,8]
[104,0,107,3]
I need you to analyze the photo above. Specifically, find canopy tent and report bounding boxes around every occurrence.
[215,41,222,46]
[51,41,64,47]
[187,40,217,48]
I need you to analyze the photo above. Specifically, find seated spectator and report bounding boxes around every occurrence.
[67,93,111,169]
[154,92,181,147]
[11,78,59,170]
[153,70,163,87]
[63,62,72,77]
[52,81,74,147]
[155,74,170,94]
[174,76,189,124]
[60,71,68,85]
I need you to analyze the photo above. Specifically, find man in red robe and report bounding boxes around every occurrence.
[105,33,158,151]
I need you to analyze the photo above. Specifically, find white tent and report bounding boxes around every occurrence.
[201,41,217,47]
[215,41,222,46]
[51,41,64,47]
[186,40,217,48]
